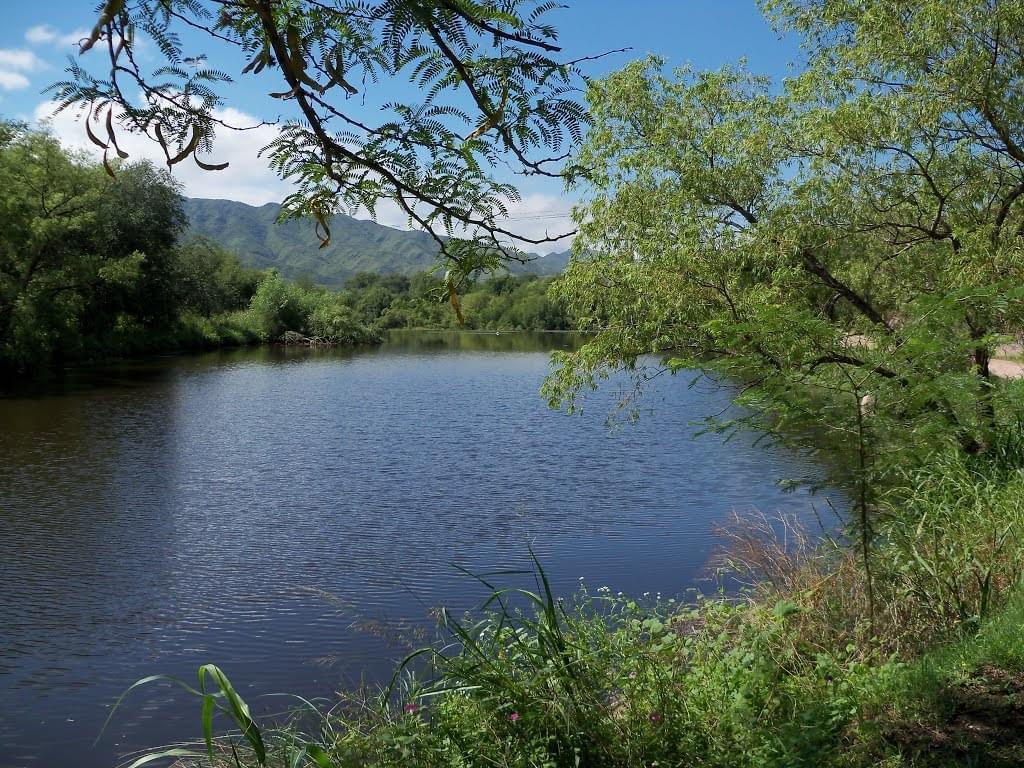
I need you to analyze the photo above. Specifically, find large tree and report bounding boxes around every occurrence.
[51,0,592,295]
[0,123,103,367]
[0,122,186,370]
[545,0,1024,482]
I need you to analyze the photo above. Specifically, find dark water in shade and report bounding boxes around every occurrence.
[0,331,843,768]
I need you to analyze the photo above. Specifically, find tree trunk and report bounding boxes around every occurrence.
[973,342,996,452]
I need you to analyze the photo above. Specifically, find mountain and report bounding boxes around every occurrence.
[182,197,570,288]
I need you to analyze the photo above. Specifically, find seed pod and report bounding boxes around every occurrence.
[270,84,301,99]
[154,122,172,164]
[194,156,229,171]
[103,109,129,158]
[80,0,125,54]
[444,269,466,326]
[102,150,116,178]
[167,125,200,166]
[85,113,108,149]
[314,212,331,249]
[448,283,465,326]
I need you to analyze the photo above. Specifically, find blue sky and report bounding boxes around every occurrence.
[0,1,799,247]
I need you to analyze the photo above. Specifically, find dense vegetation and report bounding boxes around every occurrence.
[0,122,574,376]
[47,0,1024,766]
[341,271,572,332]
[0,122,383,375]
[182,198,570,289]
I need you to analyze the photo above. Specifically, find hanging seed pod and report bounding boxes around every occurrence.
[444,269,466,326]
[270,84,301,99]
[102,150,116,178]
[153,122,173,165]
[194,156,229,171]
[103,109,129,159]
[80,0,125,54]
[166,125,201,166]
[314,211,331,249]
[85,112,108,150]
[325,50,358,95]
[448,283,465,326]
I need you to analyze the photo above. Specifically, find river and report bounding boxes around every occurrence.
[0,331,841,767]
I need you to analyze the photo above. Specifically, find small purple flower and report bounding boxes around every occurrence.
[509,711,520,723]
[404,703,419,714]
[649,711,663,724]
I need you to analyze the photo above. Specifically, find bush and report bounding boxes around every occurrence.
[114,560,884,768]
[308,297,379,344]
[247,272,316,341]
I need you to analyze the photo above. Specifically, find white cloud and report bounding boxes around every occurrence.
[24,25,89,49]
[0,49,45,71]
[0,71,30,90]
[25,25,57,44]
[357,196,574,254]
[0,47,45,90]
[499,193,576,253]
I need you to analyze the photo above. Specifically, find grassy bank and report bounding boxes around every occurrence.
[5,269,388,374]
[113,445,1024,768]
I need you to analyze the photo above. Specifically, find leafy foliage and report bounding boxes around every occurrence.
[0,122,376,374]
[49,0,589,289]
[0,122,193,370]
[341,269,573,331]
[548,1,1024,485]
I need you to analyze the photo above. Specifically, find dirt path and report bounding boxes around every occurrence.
[993,343,1024,380]
[843,338,1024,380]
[991,358,1024,379]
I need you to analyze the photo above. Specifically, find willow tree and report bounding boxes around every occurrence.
[546,0,1024,493]
[49,0,590,302]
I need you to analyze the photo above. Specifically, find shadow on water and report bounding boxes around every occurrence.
[0,330,845,768]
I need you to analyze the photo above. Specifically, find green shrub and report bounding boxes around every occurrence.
[113,561,884,768]
[873,452,1024,641]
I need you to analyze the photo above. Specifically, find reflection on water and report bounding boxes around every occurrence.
[0,331,841,768]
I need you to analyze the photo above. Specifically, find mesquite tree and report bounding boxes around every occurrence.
[49,0,593,307]
[546,0,1024,480]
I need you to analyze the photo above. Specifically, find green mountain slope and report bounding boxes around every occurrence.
[183,198,570,288]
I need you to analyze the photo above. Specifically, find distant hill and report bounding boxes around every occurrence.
[183,198,570,288]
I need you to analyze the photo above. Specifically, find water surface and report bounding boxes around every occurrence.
[0,331,841,767]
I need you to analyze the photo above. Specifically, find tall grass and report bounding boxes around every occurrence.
[108,557,878,768]
[874,454,1024,639]
[109,449,1024,768]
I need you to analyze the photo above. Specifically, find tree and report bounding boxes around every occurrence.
[0,123,104,368]
[171,236,262,316]
[50,0,595,288]
[545,0,1024,487]
[82,160,188,329]
[0,122,189,370]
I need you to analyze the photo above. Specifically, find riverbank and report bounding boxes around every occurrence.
[2,268,578,380]
[114,435,1024,768]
